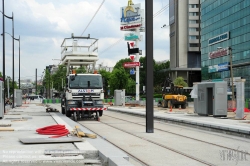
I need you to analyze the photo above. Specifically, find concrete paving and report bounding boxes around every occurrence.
[106,105,250,137]
[0,101,132,166]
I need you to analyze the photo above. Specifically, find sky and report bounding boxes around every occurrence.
[0,0,170,82]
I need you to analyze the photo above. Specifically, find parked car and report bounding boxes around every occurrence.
[28,95,45,101]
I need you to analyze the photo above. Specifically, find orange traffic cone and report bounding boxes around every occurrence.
[170,105,172,112]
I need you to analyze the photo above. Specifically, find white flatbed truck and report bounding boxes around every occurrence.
[60,34,106,121]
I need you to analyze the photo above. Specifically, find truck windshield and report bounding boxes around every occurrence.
[69,75,103,89]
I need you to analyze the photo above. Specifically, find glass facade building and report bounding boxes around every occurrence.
[201,0,250,98]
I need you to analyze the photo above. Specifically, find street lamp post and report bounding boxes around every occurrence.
[229,47,235,102]
[18,36,20,89]
[2,32,19,108]
[1,0,13,111]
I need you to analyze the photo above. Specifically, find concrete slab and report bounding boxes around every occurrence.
[74,142,98,159]
[108,157,134,166]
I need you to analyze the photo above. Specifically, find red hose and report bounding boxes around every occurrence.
[36,124,69,138]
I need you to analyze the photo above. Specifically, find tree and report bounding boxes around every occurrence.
[99,69,111,97]
[173,77,188,87]
[76,66,86,74]
[113,58,132,70]
[108,68,129,94]
[51,65,67,92]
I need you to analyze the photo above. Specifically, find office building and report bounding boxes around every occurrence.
[201,0,250,98]
[169,0,201,86]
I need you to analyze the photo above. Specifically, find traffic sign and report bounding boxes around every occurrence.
[130,69,135,75]
[123,62,140,68]
[130,55,135,61]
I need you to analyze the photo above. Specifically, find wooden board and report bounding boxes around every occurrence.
[0,127,14,131]
[0,124,11,127]
[19,137,83,144]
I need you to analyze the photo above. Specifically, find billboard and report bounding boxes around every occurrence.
[208,32,229,46]
[169,0,175,25]
[208,62,229,73]
[120,4,143,26]
[208,47,229,59]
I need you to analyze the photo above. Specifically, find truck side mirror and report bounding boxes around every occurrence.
[66,77,68,88]
[102,77,106,87]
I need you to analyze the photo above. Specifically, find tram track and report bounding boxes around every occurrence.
[78,118,216,165]
[47,104,249,165]
[104,114,250,156]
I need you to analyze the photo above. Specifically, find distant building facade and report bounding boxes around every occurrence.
[201,0,250,98]
[169,0,201,86]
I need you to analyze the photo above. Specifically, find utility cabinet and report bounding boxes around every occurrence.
[197,82,227,117]
[114,90,125,106]
[14,89,22,107]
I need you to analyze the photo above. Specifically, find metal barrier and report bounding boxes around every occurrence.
[43,99,61,104]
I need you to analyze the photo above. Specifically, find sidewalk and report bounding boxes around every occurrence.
[107,105,250,136]
[0,101,132,166]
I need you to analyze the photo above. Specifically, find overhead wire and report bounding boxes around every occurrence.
[99,3,169,55]
[80,0,106,36]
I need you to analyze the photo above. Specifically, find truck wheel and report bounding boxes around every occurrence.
[174,104,179,108]
[181,104,186,109]
[73,112,77,121]
[99,110,103,117]
[162,100,167,108]
[61,107,65,114]
[66,110,71,117]
[95,111,99,121]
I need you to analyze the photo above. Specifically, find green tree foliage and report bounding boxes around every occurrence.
[173,77,188,87]
[51,65,67,92]
[113,58,132,70]
[109,68,129,94]
[0,75,18,97]
[76,66,86,74]
[99,69,111,96]
[126,78,136,94]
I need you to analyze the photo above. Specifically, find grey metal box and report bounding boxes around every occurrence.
[15,89,22,107]
[114,90,125,106]
[197,82,227,117]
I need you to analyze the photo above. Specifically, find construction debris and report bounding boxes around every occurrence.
[44,149,84,157]
[73,126,97,139]
[46,107,59,112]
[11,119,28,122]
[19,137,83,144]
[0,127,14,131]
[0,124,11,127]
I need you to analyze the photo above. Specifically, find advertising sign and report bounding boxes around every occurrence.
[123,62,140,68]
[120,4,142,25]
[208,32,229,45]
[208,47,229,59]
[124,32,141,41]
[120,24,142,31]
[208,62,229,73]
[120,3,144,31]
[169,0,175,25]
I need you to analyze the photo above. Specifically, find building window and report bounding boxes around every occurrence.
[189,4,199,8]
[189,36,198,40]
[189,28,199,32]
[190,44,199,47]
[189,20,199,24]
[189,12,199,16]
